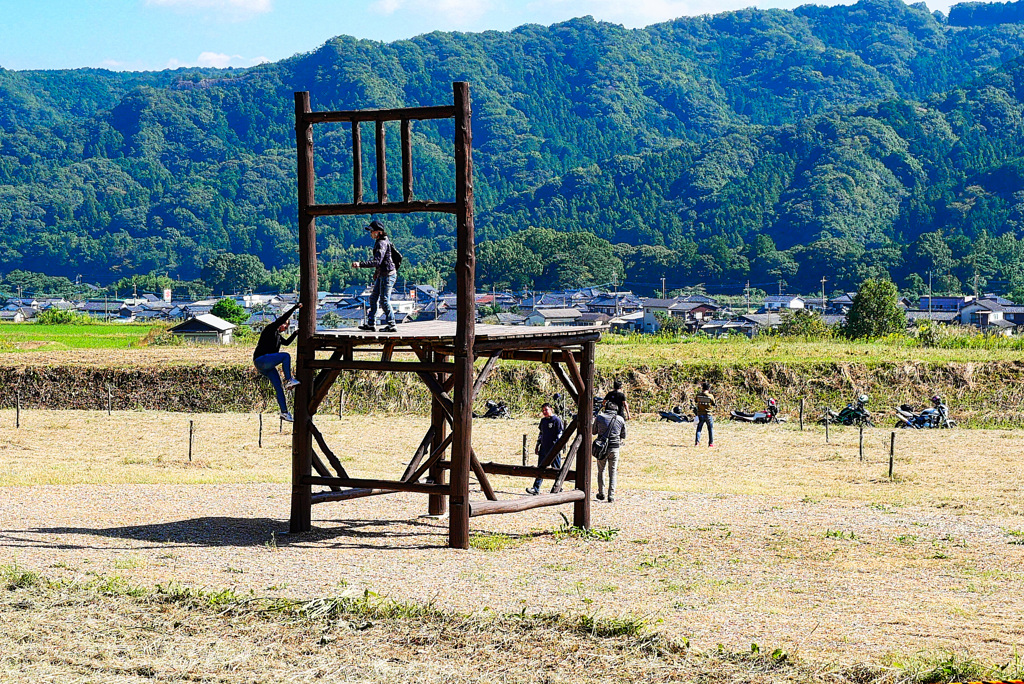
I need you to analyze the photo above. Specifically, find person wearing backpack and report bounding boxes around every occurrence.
[593,401,626,503]
[694,381,716,447]
[352,219,403,333]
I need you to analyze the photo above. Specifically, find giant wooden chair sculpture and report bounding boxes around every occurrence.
[290,82,602,548]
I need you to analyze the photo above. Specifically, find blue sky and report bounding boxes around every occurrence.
[1,0,948,72]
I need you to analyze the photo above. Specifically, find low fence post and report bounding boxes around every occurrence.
[259,413,263,448]
[825,416,829,443]
[188,420,194,462]
[16,391,21,429]
[107,385,112,416]
[888,431,895,479]
[799,397,804,431]
[859,423,864,461]
[522,434,528,466]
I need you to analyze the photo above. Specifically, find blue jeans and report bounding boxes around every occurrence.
[368,271,397,326]
[254,352,292,414]
[695,414,714,445]
[533,446,562,492]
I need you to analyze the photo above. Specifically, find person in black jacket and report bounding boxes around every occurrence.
[253,302,302,422]
[352,220,398,333]
[593,401,626,503]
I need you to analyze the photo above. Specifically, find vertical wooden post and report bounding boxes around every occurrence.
[429,351,448,516]
[107,385,112,416]
[188,420,194,462]
[859,423,864,461]
[290,91,317,535]
[259,412,263,448]
[401,118,413,203]
[522,434,528,467]
[449,81,475,549]
[15,391,20,429]
[889,431,895,479]
[339,389,345,419]
[825,417,829,443]
[799,398,804,431]
[575,341,595,529]
[352,122,362,204]
[375,120,388,204]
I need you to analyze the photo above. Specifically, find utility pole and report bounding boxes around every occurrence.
[778,279,783,296]
[821,276,827,314]
[661,276,666,300]
[928,271,933,318]
[745,280,750,314]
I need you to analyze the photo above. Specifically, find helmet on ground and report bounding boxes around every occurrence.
[931,395,942,405]
[768,398,778,408]
[857,394,869,405]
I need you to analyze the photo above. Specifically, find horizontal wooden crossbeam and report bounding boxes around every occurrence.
[469,490,585,517]
[303,475,450,495]
[303,105,456,124]
[307,201,458,217]
[311,488,398,504]
[306,359,455,373]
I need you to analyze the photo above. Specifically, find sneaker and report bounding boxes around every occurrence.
[596,493,605,501]
[607,495,615,503]
[525,487,539,496]
[708,443,715,448]
[357,323,375,331]
[381,324,397,333]
[280,412,294,423]
[284,378,300,389]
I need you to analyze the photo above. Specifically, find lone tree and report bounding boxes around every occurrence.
[210,298,249,326]
[843,279,906,339]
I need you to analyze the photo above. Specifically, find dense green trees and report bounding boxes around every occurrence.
[8,1,1024,294]
[843,279,907,338]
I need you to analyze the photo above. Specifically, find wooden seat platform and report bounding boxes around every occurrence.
[313,320,604,351]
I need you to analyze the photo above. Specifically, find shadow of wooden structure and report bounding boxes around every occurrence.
[290,82,602,548]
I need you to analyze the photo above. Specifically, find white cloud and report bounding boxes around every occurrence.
[166,52,270,68]
[146,0,273,18]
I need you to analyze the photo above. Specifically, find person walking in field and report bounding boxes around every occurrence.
[602,379,631,420]
[526,402,564,495]
[253,302,302,422]
[352,219,401,333]
[694,381,716,447]
[593,401,626,503]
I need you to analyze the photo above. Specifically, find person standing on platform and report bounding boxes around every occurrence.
[593,401,626,502]
[527,403,564,495]
[352,219,401,333]
[694,381,716,447]
[602,379,631,420]
[253,302,302,422]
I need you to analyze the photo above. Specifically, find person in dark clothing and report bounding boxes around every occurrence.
[593,401,627,502]
[694,381,716,447]
[253,303,302,422]
[352,219,398,333]
[602,379,631,419]
[527,403,564,495]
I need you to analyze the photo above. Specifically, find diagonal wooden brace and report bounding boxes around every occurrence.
[311,450,342,491]
[550,434,582,494]
[408,432,453,483]
[401,426,436,482]
[308,349,344,414]
[550,362,579,403]
[472,352,502,401]
[539,416,578,470]
[307,419,350,479]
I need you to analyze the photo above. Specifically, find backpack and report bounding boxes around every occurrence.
[390,243,403,270]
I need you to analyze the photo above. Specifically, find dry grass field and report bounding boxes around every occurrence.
[2,410,1024,682]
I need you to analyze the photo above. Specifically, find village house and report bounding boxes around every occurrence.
[525,308,583,327]
[168,314,236,344]
[762,295,805,311]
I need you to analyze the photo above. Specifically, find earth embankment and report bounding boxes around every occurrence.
[2,356,1022,426]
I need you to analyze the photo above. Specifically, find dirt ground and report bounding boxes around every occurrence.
[2,410,1023,676]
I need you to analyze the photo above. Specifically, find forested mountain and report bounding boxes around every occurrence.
[7,0,1024,295]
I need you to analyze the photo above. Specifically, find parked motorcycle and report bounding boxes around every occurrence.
[658,405,693,423]
[819,395,875,427]
[730,398,784,424]
[894,395,956,429]
[474,399,511,419]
